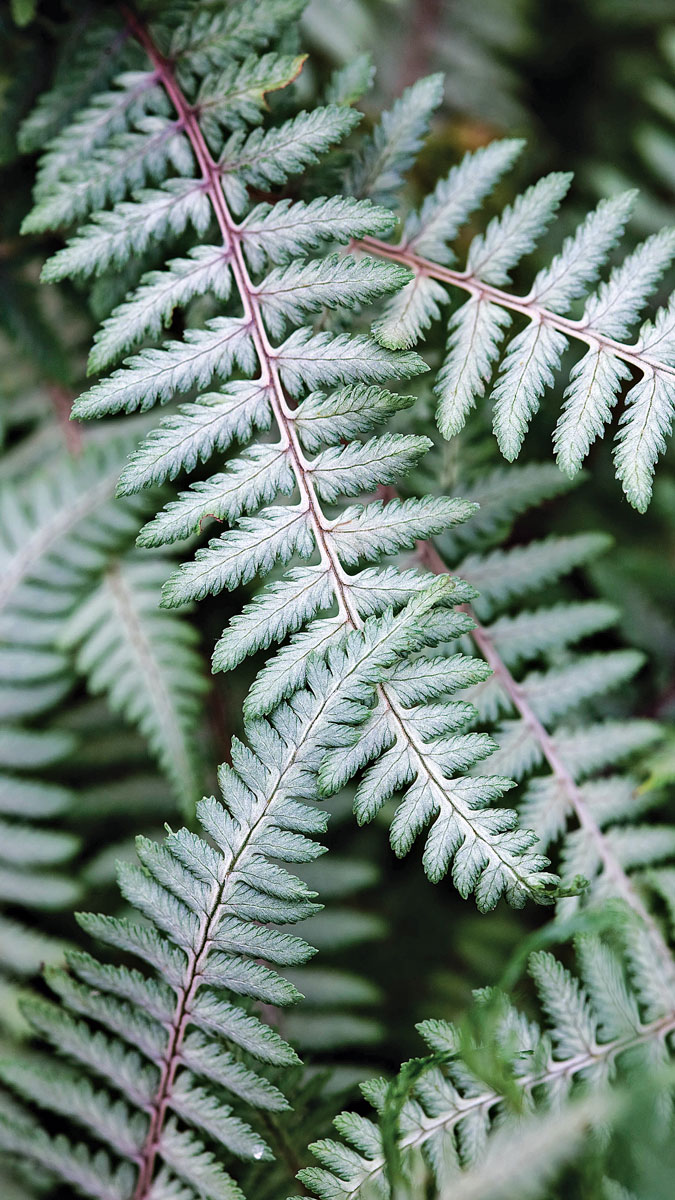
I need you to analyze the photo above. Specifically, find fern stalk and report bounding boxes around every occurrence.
[48,383,84,455]
[124,11,542,905]
[359,233,675,389]
[417,533,675,989]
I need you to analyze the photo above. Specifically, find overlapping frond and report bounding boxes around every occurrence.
[62,554,207,814]
[0,757,79,1037]
[358,79,675,510]
[0,440,208,813]
[402,466,674,988]
[0,581,464,1200]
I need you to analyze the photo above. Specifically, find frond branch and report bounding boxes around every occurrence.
[305,1005,675,1200]
[358,234,675,384]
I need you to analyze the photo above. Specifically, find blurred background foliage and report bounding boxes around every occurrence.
[0,0,674,1148]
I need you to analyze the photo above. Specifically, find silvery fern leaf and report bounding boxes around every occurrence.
[117,384,274,495]
[61,555,207,815]
[240,196,396,273]
[76,319,257,417]
[23,117,193,233]
[220,106,361,212]
[415,473,674,982]
[0,435,201,1026]
[356,84,675,508]
[349,73,445,206]
[0,580,469,1199]
[90,245,234,373]
[402,136,524,264]
[139,443,295,546]
[170,0,307,80]
[42,180,213,281]
[0,772,79,1035]
[255,255,411,339]
[32,69,169,197]
[195,53,308,146]
[21,5,550,908]
[372,273,448,351]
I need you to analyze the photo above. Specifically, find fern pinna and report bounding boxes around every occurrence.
[344,75,675,512]
[20,1,561,910]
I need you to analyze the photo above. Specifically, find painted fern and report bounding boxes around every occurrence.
[20,0,560,909]
[0,581,457,1199]
[3,5,675,1200]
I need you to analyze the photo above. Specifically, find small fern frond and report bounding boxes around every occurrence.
[296,925,674,1200]
[0,439,209,813]
[62,554,208,815]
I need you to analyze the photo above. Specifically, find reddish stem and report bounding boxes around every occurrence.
[48,384,83,455]
[356,234,675,383]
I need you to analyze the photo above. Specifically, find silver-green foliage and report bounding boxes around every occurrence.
[0,439,208,815]
[20,0,561,908]
[6,6,675,1200]
[364,80,675,511]
[0,581,467,1200]
[0,436,207,1025]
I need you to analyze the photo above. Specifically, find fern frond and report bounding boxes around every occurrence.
[0,771,79,1034]
[0,439,208,812]
[25,7,556,907]
[0,581,461,1199]
[414,502,674,985]
[62,555,207,815]
[297,926,673,1200]
[359,86,675,509]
